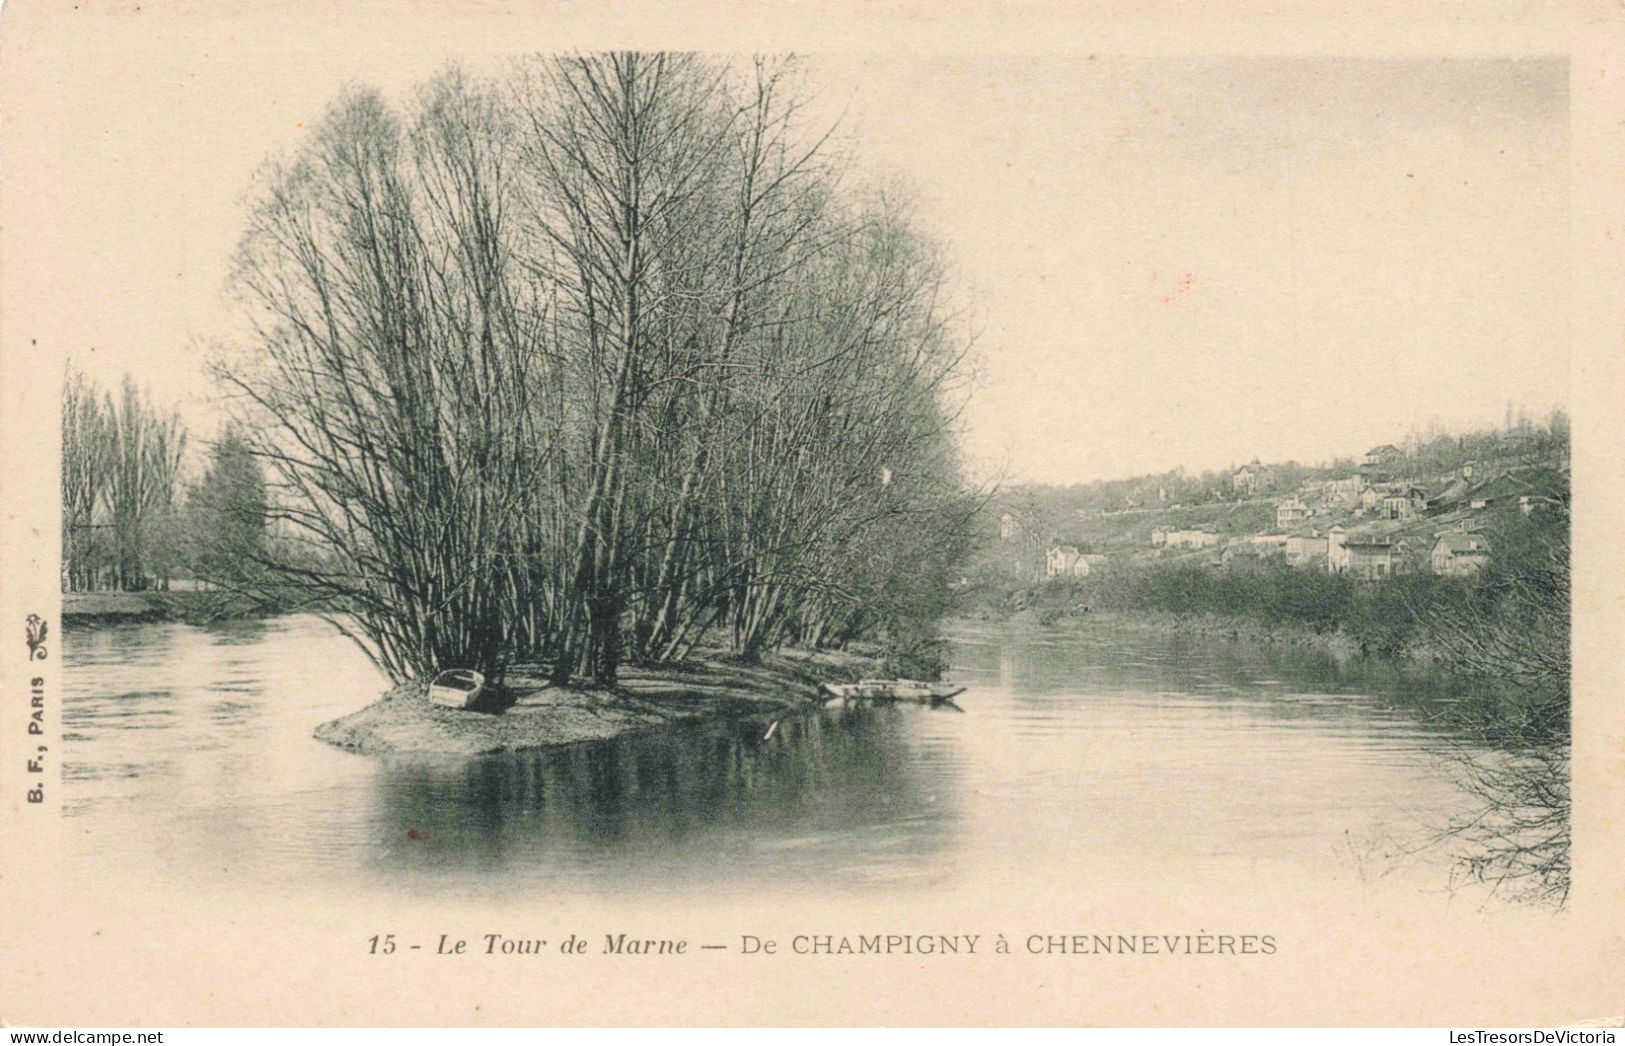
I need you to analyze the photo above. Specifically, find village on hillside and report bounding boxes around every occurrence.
[988,420,1570,584]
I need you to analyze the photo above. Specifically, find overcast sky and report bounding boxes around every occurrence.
[812,55,1570,485]
[42,45,1568,486]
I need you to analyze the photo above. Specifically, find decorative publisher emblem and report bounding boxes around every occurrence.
[24,614,48,660]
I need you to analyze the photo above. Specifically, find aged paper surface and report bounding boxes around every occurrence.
[2,0,1622,1027]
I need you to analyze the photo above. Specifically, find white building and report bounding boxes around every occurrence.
[1165,527,1220,550]
[1045,546,1107,578]
[1326,525,1350,574]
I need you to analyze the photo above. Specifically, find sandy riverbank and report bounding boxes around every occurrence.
[313,647,885,756]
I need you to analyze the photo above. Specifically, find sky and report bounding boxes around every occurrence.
[32,40,1568,487]
[810,55,1570,485]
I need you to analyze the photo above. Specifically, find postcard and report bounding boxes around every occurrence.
[2,0,1621,1028]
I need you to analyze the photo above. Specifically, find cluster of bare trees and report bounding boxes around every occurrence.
[1423,502,1571,905]
[1429,507,1570,724]
[61,366,187,591]
[223,55,975,685]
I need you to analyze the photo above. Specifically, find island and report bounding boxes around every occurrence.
[312,647,883,756]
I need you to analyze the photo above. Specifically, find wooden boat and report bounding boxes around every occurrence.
[763,678,968,741]
[820,678,967,704]
[428,668,485,710]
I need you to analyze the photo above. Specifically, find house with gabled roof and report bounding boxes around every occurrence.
[1045,545,1107,578]
[1343,528,1410,580]
[1276,496,1310,528]
[1232,459,1274,496]
[1165,526,1220,550]
[1431,532,1491,576]
[1362,444,1402,468]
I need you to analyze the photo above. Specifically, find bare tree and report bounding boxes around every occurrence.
[61,368,186,592]
[225,73,557,682]
[221,54,979,690]
[1434,741,1569,907]
[1416,504,1571,905]
[510,52,739,684]
[61,363,111,591]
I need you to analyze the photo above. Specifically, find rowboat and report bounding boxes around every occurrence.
[762,677,967,741]
[428,668,485,710]
[820,678,967,704]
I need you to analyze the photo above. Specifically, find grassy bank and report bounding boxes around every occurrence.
[314,646,887,756]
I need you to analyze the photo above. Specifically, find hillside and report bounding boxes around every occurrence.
[978,414,1569,579]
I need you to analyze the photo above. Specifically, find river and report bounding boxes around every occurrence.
[61,614,1500,903]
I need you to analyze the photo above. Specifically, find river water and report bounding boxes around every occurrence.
[61,614,1495,902]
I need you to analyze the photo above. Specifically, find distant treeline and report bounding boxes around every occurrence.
[62,366,269,596]
[218,55,976,685]
[62,368,186,591]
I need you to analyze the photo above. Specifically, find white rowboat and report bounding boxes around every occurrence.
[428,668,485,710]
[820,678,967,704]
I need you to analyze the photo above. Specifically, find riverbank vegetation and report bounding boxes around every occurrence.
[216,55,976,686]
[965,504,1567,708]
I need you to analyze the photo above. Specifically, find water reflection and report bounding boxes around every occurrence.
[368,705,955,886]
[62,614,1506,900]
[967,622,1476,714]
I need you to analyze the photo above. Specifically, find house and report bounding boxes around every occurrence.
[1425,474,1475,515]
[1046,546,1108,578]
[1380,486,1426,521]
[1276,496,1310,528]
[1431,533,1491,576]
[1362,444,1403,470]
[1315,475,1362,509]
[1433,467,1555,514]
[1165,527,1220,550]
[1150,527,1168,547]
[1232,460,1274,496]
[1045,545,1081,578]
[1221,541,1267,570]
[1075,553,1109,576]
[999,512,1021,541]
[1358,483,1381,510]
[1344,532,1410,580]
[1327,525,1350,574]
[1286,531,1328,568]
[1460,467,1569,513]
